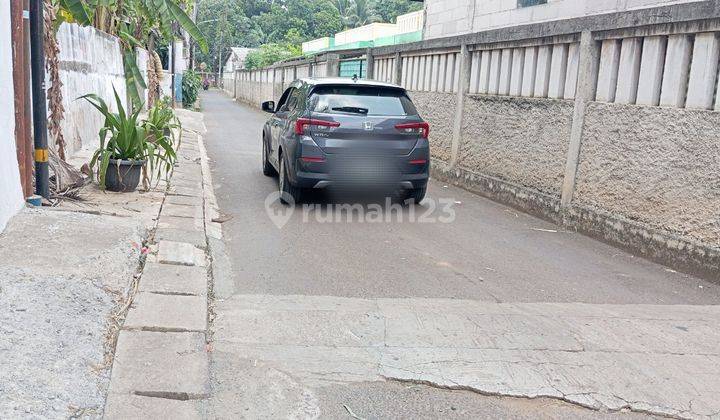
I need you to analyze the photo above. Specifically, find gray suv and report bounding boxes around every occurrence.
[261,78,430,204]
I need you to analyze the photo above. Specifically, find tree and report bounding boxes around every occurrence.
[55,0,208,107]
[196,0,417,71]
[332,0,354,28]
[245,43,300,69]
[372,0,422,24]
[314,7,344,38]
[346,0,380,28]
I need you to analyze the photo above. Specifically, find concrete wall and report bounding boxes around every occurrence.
[56,23,129,155]
[0,1,24,231]
[409,91,456,162]
[424,0,705,39]
[575,102,720,245]
[458,96,573,195]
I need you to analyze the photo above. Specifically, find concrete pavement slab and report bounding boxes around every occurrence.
[155,228,206,249]
[124,292,207,331]
[167,185,203,198]
[108,331,209,396]
[161,203,203,220]
[140,262,208,296]
[173,165,202,178]
[157,215,204,232]
[165,194,204,207]
[157,240,207,266]
[213,308,385,346]
[211,293,720,418]
[212,344,382,385]
[104,394,204,420]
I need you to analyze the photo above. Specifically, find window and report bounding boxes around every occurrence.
[309,86,419,117]
[286,88,302,112]
[276,88,293,112]
[518,0,547,7]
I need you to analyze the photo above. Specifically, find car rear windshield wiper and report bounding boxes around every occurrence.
[332,106,369,114]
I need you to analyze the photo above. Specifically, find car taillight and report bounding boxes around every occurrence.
[395,122,430,139]
[295,118,340,135]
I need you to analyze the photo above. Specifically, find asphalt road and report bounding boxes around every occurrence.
[201,90,719,305]
[201,89,718,419]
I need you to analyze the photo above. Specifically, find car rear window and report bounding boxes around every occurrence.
[309,85,418,116]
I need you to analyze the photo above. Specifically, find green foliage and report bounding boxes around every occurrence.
[56,0,208,109]
[182,69,202,108]
[373,0,422,24]
[244,43,301,70]
[143,97,181,179]
[80,86,177,190]
[196,0,422,72]
[343,0,380,27]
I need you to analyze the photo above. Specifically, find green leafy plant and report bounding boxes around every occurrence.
[55,0,208,109]
[245,43,302,70]
[143,97,182,180]
[80,86,177,189]
[182,69,202,108]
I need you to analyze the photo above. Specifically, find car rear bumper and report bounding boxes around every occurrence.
[292,161,429,190]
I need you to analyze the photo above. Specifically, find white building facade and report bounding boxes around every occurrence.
[0,1,24,232]
[423,0,706,39]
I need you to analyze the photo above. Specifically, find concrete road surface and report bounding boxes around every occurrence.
[201,90,720,419]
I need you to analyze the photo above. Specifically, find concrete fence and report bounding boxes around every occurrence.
[56,23,157,156]
[224,1,720,279]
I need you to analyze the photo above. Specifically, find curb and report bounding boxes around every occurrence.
[103,112,217,419]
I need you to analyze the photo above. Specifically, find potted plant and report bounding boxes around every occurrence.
[81,87,177,192]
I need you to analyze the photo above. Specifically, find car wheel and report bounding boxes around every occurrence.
[278,154,302,205]
[405,186,427,205]
[262,137,277,177]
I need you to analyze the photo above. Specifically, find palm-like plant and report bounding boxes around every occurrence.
[347,0,380,28]
[333,0,354,28]
[81,87,177,190]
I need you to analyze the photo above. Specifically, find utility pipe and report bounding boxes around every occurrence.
[29,0,49,198]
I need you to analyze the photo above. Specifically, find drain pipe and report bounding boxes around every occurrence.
[29,0,49,198]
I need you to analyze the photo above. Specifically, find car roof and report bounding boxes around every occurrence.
[297,77,403,89]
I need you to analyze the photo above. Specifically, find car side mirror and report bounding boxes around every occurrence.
[262,101,276,113]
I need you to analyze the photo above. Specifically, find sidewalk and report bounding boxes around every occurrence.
[102,108,217,418]
[0,108,213,418]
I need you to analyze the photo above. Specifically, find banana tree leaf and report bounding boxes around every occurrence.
[119,29,144,49]
[59,0,93,26]
[123,52,144,109]
[164,0,208,53]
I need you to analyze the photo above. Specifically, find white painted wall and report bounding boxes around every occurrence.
[397,10,424,34]
[424,0,705,39]
[335,23,399,46]
[55,23,128,155]
[0,1,25,231]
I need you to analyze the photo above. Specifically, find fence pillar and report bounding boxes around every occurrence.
[365,48,375,79]
[393,52,403,85]
[276,67,285,99]
[561,31,600,207]
[233,70,238,99]
[449,44,470,169]
[326,53,340,77]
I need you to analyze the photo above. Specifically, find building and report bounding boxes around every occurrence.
[0,1,25,232]
[302,10,425,54]
[223,47,256,74]
[423,0,706,39]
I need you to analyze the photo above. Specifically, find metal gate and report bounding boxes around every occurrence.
[339,59,366,78]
